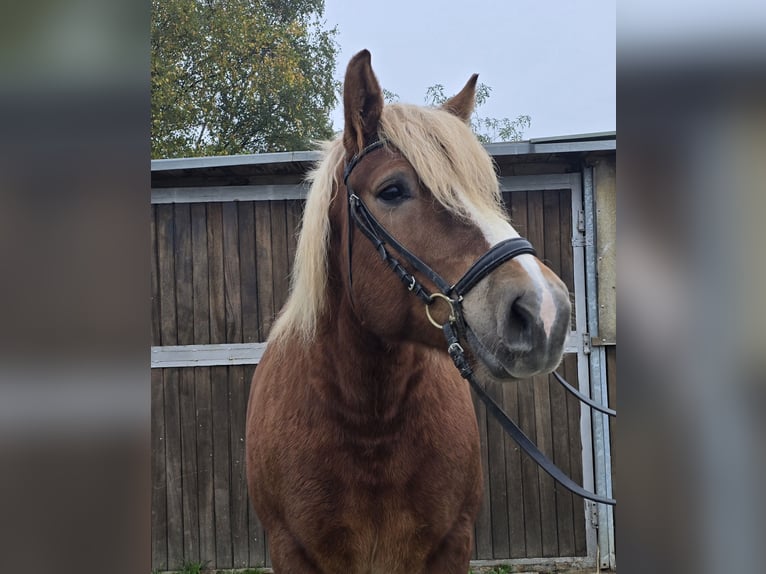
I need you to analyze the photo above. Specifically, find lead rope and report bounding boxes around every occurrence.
[442,321,617,507]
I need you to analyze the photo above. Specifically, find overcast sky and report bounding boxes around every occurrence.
[322,0,615,139]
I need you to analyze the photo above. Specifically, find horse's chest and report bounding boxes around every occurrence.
[336,492,432,572]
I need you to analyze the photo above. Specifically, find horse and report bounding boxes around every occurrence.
[245,50,571,573]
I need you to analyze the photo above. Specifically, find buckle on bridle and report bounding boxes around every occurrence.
[425,292,457,329]
[447,341,464,355]
[406,275,416,291]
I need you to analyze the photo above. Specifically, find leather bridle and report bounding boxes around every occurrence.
[343,139,616,506]
[344,140,536,321]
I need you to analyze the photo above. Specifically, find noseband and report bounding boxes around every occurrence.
[342,139,616,507]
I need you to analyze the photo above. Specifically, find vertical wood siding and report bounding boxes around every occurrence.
[151,190,588,570]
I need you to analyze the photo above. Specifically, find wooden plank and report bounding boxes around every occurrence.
[207,204,226,345]
[195,365,215,565]
[151,206,161,347]
[563,355,588,555]
[245,368,267,566]
[526,189,546,262]
[542,189,562,278]
[528,190,557,557]
[151,343,267,368]
[550,373,575,559]
[254,202,275,339]
[174,204,200,563]
[191,204,211,345]
[285,199,303,278]
[544,190,576,557]
[506,190,527,237]
[163,368,183,568]
[156,204,177,346]
[558,189,576,339]
[270,200,290,314]
[487,381,510,558]
[519,376,542,558]
[502,378,526,558]
[151,368,167,571]
[180,367,199,563]
[532,374,557,557]
[238,202,260,342]
[174,204,194,346]
[157,205,182,568]
[229,366,249,567]
[500,173,579,192]
[248,489,267,568]
[222,203,243,344]
[472,396,493,559]
[151,184,308,204]
[211,365,233,567]
[191,202,216,567]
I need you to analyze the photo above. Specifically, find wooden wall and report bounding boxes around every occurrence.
[151,189,589,571]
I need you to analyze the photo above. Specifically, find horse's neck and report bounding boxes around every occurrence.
[307,205,432,422]
[311,296,426,423]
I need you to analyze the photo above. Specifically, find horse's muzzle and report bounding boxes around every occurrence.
[463,270,571,380]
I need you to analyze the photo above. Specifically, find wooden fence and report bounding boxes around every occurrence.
[151,140,616,571]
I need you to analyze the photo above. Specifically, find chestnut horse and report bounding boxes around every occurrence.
[246,50,571,573]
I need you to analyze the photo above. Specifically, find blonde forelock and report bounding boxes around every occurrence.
[380,104,507,223]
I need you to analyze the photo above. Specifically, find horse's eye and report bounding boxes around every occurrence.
[378,185,407,203]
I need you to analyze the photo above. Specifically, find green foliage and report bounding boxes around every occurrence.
[425,83,531,143]
[382,88,400,103]
[151,0,338,158]
[468,566,514,574]
[175,560,209,574]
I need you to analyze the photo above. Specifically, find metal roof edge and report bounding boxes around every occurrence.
[528,130,616,143]
[484,138,615,156]
[151,149,322,172]
[151,134,616,172]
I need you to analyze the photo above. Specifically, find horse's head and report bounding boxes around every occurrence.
[335,50,571,380]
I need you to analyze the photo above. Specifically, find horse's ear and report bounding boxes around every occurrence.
[442,74,479,123]
[343,50,384,156]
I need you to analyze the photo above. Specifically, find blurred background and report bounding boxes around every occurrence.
[619,1,766,573]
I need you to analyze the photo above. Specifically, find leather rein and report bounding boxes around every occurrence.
[343,139,616,506]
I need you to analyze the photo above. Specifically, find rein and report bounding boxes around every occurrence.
[344,140,616,507]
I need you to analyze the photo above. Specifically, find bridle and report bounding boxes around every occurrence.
[343,139,616,507]
[345,140,536,330]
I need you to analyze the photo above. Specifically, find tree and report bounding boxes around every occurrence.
[424,82,531,143]
[151,0,338,158]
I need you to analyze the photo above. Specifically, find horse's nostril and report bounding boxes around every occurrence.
[505,295,536,351]
[510,300,529,331]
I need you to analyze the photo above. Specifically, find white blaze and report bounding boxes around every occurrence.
[466,203,557,337]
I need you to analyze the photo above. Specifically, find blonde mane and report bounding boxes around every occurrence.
[268,103,510,344]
